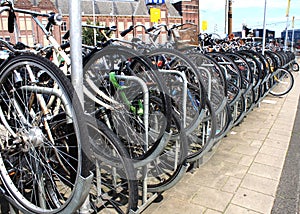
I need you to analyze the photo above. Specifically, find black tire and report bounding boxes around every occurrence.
[292,62,299,72]
[186,100,217,162]
[0,53,91,213]
[85,116,139,214]
[146,110,188,192]
[146,48,207,132]
[83,45,172,160]
[269,68,294,96]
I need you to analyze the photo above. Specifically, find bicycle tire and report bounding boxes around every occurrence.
[0,53,91,213]
[146,48,207,132]
[85,116,139,214]
[146,110,188,192]
[292,62,299,72]
[83,45,172,161]
[186,99,217,162]
[269,68,294,96]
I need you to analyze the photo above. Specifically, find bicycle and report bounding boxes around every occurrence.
[0,37,92,214]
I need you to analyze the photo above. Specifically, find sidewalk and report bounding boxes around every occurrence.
[143,60,300,214]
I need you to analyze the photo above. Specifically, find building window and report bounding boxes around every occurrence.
[61,21,67,32]
[26,18,32,31]
[19,18,26,30]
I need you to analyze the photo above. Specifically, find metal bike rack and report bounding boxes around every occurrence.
[131,70,188,214]
[159,69,188,128]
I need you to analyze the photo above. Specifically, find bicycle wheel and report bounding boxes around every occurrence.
[146,48,207,132]
[269,68,294,96]
[186,100,217,162]
[292,62,299,72]
[146,111,188,192]
[85,116,138,214]
[83,45,172,161]
[0,53,91,213]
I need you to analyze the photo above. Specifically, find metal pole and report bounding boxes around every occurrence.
[92,0,97,46]
[284,17,289,52]
[225,0,228,35]
[69,2,91,212]
[262,0,267,55]
[228,0,232,35]
[291,16,295,52]
[284,0,291,52]
[69,0,84,105]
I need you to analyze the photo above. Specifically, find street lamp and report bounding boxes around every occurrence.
[262,0,267,55]
[284,0,291,52]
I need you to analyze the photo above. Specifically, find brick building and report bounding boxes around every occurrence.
[172,0,199,25]
[0,0,185,46]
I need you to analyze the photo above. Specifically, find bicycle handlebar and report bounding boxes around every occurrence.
[120,25,134,37]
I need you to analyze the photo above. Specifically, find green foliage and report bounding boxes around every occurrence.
[82,19,108,46]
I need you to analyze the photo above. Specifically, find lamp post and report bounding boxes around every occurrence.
[262,0,267,55]
[291,16,295,52]
[228,0,233,35]
[284,0,291,52]
[225,0,228,34]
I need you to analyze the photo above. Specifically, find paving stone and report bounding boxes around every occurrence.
[238,155,255,167]
[257,128,270,135]
[254,153,285,169]
[220,162,249,179]
[231,144,260,156]
[163,179,199,201]
[269,127,292,137]
[271,122,294,132]
[240,174,278,196]
[211,150,243,164]
[259,144,288,158]
[191,186,233,212]
[266,132,292,142]
[204,208,222,214]
[263,138,290,150]
[250,140,264,148]
[224,204,261,214]
[231,188,274,213]
[241,129,266,140]
[248,162,282,181]
[187,168,229,189]
[204,160,248,179]
[221,177,242,193]
[143,197,206,214]
[217,139,239,152]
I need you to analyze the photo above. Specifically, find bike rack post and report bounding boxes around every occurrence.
[68,1,93,213]
[69,0,84,105]
[159,69,188,128]
[110,75,150,211]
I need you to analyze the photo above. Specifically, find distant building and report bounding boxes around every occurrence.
[0,0,183,46]
[253,29,275,40]
[281,29,300,47]
[172,0,199,26]
[232,31,242,38]
[232,28,275,40]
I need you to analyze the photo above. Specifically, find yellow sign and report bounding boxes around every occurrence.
[202,20,208,31]
[150,8,161,23]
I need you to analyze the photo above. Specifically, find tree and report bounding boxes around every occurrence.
[82,19,108,46]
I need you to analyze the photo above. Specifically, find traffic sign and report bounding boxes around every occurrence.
[150,8,161,23]
[202,20,208,31]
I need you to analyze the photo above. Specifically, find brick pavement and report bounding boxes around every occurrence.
[143,59,300,214]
